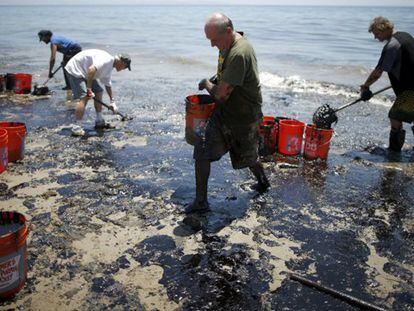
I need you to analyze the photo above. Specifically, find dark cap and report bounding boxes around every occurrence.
[38,30,52,41]
[117,53,131,71]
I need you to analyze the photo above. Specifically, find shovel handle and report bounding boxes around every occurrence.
[289,273,386,311]
[42,65,63,86]
[335,85,392,113]
[93,97,127,119]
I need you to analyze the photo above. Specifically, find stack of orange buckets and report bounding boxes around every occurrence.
[259,116,334,160]
[2,73,32,94]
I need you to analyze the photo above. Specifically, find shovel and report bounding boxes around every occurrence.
[312,85,392,129]
[42,65,62,86]
[289,273,386,311]
[32,65,63,95]
[93,97,133,121]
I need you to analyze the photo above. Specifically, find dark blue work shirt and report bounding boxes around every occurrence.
[50,34,81,55]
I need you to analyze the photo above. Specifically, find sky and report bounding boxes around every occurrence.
[0,0,413,5]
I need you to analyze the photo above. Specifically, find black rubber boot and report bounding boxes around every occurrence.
[249,162,270,194]
[186,159,211,213]
[63,68,71,90]
[389,129,406,152]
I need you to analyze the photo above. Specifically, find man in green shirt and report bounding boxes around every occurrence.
[188,12,270,213]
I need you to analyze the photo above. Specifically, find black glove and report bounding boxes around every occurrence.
[361,88,373,101]
[198,78,208,91]
[48,72,54,79]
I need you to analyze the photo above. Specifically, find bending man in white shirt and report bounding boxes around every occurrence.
[65,49,131,136]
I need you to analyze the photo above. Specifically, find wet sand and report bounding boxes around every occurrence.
[1,91,414,310]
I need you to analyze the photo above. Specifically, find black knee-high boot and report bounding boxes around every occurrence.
[186,159,211,213]
[249,162,270,194]
[389,129,406,152]
[195,159,210,203]
[63,69,71,90]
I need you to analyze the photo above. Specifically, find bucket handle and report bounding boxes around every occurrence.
[15,131,26,142]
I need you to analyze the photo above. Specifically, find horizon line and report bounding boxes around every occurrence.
[1,3,413,7]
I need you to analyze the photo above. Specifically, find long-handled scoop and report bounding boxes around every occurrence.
[312,85,392,129]
[93,97,133,121]
[42,65,62,86]
[32,65,63,95]
[289,273,386,311]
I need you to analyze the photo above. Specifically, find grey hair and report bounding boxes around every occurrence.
[206,13,234,33]
[369,16,394,33]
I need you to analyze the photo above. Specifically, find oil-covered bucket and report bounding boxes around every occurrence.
[303,124,334,160]
[0,122,27,162]
[185,94,215,145]
[259,116,278,156]
[0,75,5,92]
[5,73,15,91]
[0,212,29,299]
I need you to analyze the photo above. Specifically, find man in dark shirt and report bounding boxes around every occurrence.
[187,12,270,212]
[360,17,414,152]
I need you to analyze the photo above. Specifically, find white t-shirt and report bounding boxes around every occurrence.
[65,49,114,87]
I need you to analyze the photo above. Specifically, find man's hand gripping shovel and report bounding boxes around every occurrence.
[92,97,133,122]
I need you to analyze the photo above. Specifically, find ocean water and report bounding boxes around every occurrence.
[2,5,414,80]
[1,5,414,146]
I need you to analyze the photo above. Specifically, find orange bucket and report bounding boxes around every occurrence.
[185,94,215,145]
[278,119,305,156]
[304,124,334,160]
[0,212,29,299]
[259,116,278,156]
[14,73,32,94]
[0,129,8,174]
[0,122,27,162]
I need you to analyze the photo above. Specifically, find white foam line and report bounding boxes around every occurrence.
[259,71,392,108]
[260,71,354,97]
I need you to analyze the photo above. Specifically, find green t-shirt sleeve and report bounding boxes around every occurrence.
[222,53,246,87]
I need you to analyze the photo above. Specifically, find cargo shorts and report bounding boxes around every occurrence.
[388,90,414,123]
[193,110,260,169]
[67,75,103,100]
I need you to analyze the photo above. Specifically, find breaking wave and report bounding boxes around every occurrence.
[259,71,393,107]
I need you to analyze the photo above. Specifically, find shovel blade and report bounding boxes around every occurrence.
[312,104,338,129]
